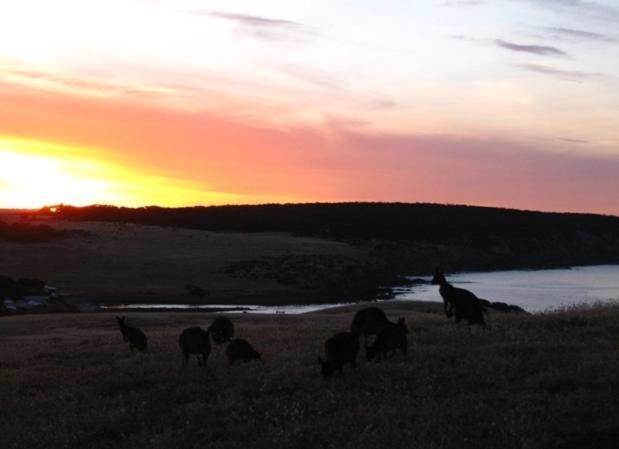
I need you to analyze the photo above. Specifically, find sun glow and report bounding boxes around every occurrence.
[0,137,242,208]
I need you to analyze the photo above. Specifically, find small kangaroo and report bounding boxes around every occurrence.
[431,271,486,326]
[115,316,148,352]
[318,332,360,379]
[178,327,211,367]
[351,307,408,343]
[365,325,407,361]
[226,339,262,365]
[209,316,234,344]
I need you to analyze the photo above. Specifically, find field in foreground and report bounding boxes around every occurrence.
[1,302,618,449]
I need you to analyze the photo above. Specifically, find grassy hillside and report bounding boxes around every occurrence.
[48,202,619,272]
[0,219,364,306]
[0,220,86,243]
[1,302,617,449]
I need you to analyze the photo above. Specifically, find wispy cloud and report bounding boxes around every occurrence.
[543,26,616,42]
[449,34,478,41]
[515,63,600,81]
[559,137,589,144]
[262,62,342,90]
[207,11,302,29]
[1,67,177,99]
[366,98,398,110]
[442,0,484,6]
[192,10,316,43]
[522,0,619,21]
[259,61,398,111]
[495,39,567,56]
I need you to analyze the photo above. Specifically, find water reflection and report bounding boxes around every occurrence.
[101,265,619,315]
[102,302,352,315]
[395,265,619,312]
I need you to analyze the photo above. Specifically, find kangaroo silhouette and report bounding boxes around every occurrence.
[116,316,148,352]
[226,339,262,365]
[318,332,360,379]
[365,325,407,361]
[209,316,234,344]
[351,307,408,343]
[178,327,211,367]
[431,271,485,326]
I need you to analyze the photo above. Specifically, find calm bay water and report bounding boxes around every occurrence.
[102,265,619,314]
[100,302,352,315]
[393,265,619,312]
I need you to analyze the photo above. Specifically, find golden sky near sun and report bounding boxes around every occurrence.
[0,137,250,208]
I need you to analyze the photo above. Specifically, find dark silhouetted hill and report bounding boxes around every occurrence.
[46,203,619,273]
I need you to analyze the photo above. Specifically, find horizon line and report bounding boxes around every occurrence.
[3,201,618,219]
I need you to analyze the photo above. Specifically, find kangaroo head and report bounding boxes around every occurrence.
[431,270,446,285]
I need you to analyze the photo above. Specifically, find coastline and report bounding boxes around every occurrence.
[3,206,619,314]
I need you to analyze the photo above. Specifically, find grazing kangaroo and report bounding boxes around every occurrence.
[351,307,408,343]
[226,339,262,365]
[209,316,234,344]
[365,325,407,361]
[178,327,211,367]
[115,316,148,352]
[318,332,360,379]
[431,271,485,326]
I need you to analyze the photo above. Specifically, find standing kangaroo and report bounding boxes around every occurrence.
[116,316,148,352]
[350,307,408,343]
[178,327,211,367]
[431,271,485,326]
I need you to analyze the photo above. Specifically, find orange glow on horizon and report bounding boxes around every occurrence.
[0,137,250,208]
[0,83,618,216]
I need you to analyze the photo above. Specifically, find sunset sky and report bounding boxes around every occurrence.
[1,0,618,213]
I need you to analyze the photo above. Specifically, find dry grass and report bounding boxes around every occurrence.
[1,302,617,449]
[0,212,361,305]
